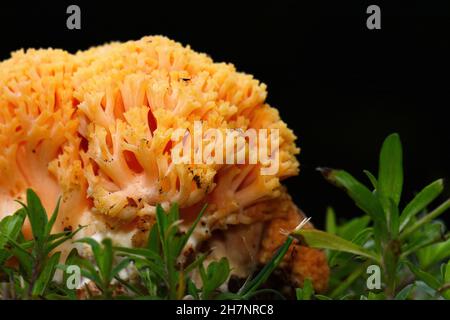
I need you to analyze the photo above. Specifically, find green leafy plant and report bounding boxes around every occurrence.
[0,192,291,300]
[0,189,82,299]
[112,203,292,300]
[58,239,132,299]
[292,133,450,299]
[296,278,314,300]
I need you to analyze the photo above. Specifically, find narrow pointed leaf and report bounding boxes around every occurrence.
[363,170,378,190]
[378,133,403,208]
[76,238,102,260]
[300,278,314,300]
[0,208,26,264]
[444,261,450,284]
[294,229,380,263]
[114,247,162,263]
[100,238,114,283]
[338,216,371,240]
[147,224,160,253]
[395,284,415,300]
[325,207,336,234]
[399,179,444,231]
[179,203,207,253]
[111,258,132,278]
[25,189,48,246]
[32,252,61,297]
[401,199,450,240]
[46,226,85,254]
[318,168,386,228]
[45,197,61,238]
[239,237,293,297]
[405,261,441,290]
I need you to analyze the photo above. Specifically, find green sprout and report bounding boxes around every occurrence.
[292,133,450,299]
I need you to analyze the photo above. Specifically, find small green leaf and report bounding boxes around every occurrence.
[114,275,144,296]
[44,197,61,239]
[201,257,230,299]
[75,238,110,288]
[367,291,385,300]
[442,261,450,299]
[294,229,380,263]
[100,238,114,283]
[395,284,415,300]
[45,226,84,254]
[178,203,207,254]
[378,133,403,208]
[168,203,180,224]
[399,179,444,231]
[147,224,160,254]
[24,189,48,248]
[78,261,103,289]
[318,168,386,228]
[363,170,378,190]
[405,261,441,290]
[0,208,26,264]
[295,287,304,300]
[155,204,168,245]
[329,263,366,299]
[401,199,450,240]
[115,247,162,263]
[329,227,373,266]
[76,238,102,262]
[32,252,61,297]
[11,244,34,277]
[338,216,371,240]
[325,207,336,234]
[239,236,293,298]
[134,258,166,284]
[443,261,450,286]
[111,258,131,278]
[299,278,314,300]
[3,234,34,277]
[187,278,199,299]
[184,252,209,275]
[0,208,26,245]
[443,261,450,290]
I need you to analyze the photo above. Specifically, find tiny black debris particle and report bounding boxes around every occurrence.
[193,174,202,188]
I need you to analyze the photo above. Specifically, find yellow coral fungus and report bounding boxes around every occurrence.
[0,36,327,290]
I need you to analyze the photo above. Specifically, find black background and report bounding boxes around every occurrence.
[0,1,449,226]
[2,299,447,319]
